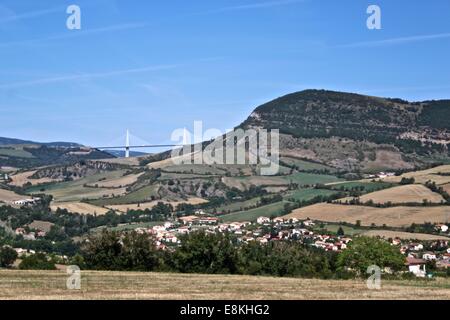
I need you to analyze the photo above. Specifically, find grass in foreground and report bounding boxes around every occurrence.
[0,270,449,300]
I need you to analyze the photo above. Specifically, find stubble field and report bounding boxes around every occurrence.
[0,270,449,300]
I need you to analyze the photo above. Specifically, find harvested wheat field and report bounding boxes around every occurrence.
[362,230,450,240]
[442,183,450,194]
[146,151,199,170]
[382,165,450,185]
[86,172,144,188]
[357,184,445,204]
[96,157,142,166]
[106,197,208,213]
[0,188,24,202]
[284,203,450,227]
[50,202,110,215]
[9,170,60,187]
[0,270,449,300]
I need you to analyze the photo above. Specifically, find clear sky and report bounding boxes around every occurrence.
[1,0,450,150]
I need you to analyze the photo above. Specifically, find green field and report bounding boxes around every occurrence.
[88,184,160,206]
[26,170,128,202]
[159,172,218,180]
[93,221,164,232]
[284,188,339,202]
[328,181,395,192]
[208,196,262,214]
[280,157,336,172]
[226,172,341,189]
[0,148,34,158]
[162,164,227,175]
[281,172,343,186]
[314,223,365,236]
[220,200,291,222]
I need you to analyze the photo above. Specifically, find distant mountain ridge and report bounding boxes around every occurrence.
[0,137,113,168]
[0,136,83,148]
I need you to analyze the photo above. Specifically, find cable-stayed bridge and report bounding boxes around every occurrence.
[93,130,185,158]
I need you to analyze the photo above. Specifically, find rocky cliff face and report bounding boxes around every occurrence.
[31,160,122,180]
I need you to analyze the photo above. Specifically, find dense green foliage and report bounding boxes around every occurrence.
[0,246,18,268]
[82,230,161,271]
[19,252,56,270]
[79,231,409,279]
[337,237,405,275]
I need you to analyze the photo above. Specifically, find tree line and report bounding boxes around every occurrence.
[72,230,405,279]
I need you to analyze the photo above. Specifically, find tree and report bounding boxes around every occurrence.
[19,253,56,270]
[169,231,238,274]
[337,226,345,236]
[237,241,334,278]
[336,237,404,276]
[0,246,18,268]
[81,230,160,271]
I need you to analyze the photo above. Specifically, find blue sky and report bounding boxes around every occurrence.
[1,0,450,149]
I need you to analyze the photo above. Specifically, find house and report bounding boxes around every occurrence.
[336,242,347,250]
[36,231,46,237]
[277,230,289,240]
[14,248,35,257]
[152,225,166,233]
[256,216,270,224]
[23,233,36,241]
[164,235,178,244]
[177,226,190,234]
[272,217,284,224]
[256,237,268,244]
[409,243,424,251]
[229,221,248,231]
[218,223,230,232]
[12,197,41,206]
[436,259,450,269]
[198,217,219,225]
[341,237,352,244]
[15,228,26,235]
[164,222,174,229]
[436,224,449,233]
[303,219,315,227]
[405,257,427,277]
[378,172,395,179]
[242,236,255,243]
[178,215,199,225]
[422,252,437,261]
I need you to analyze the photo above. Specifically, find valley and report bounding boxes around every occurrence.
[1,89,450,293]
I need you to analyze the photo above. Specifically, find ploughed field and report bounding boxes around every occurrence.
[0,270,449,300]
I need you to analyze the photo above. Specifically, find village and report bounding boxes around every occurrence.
[6,195,450,278]
[122,210,450,278]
